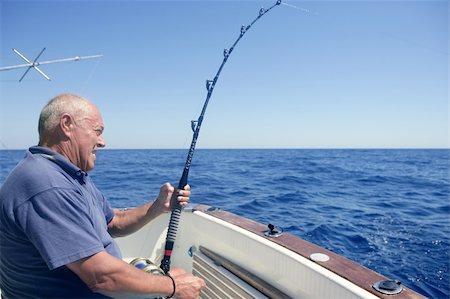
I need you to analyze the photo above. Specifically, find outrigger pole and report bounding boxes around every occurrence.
[0,48,103,82]
[159,0,282,274]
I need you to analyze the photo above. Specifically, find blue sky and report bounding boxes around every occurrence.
[0,0,448,149]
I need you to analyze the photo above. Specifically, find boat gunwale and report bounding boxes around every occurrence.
[192,204,426,299]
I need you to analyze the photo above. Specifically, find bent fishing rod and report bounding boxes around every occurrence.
[160,0,282,274]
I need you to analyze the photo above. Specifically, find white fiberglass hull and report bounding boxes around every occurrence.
[115,205,425,299]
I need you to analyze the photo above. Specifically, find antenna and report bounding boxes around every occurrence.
[0,48,103,82]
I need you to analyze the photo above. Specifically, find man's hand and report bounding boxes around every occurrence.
[169,268,206,298]
[155,183,191,213]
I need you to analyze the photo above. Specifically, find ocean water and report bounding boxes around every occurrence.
[1,149,449,298]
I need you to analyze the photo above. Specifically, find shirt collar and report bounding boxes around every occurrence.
[29,146,88,184]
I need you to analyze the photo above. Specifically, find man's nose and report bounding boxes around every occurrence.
[97,135,106,148]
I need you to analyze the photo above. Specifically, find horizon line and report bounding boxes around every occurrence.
[1,147,449,151]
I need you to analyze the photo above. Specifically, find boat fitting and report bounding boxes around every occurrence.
[206,206,220,212]
[264,223,283,237]
[310,253,330,262]
[188,246,197,257]
[373,280,403,295]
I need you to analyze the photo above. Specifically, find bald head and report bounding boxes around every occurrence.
[38,93,93,143]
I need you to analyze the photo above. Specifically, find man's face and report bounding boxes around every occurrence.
[71,106,105,172]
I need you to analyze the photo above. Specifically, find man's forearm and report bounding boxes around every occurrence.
[67,251,174,297]
[107,202,164,237]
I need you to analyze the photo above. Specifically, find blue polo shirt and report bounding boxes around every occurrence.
[0,146,121,298]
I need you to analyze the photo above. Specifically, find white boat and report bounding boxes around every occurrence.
[116,204,426,299]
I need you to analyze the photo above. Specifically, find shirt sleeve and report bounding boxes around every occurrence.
[16,188,108,270]
[86,176,115,224]
[98,189,115,224]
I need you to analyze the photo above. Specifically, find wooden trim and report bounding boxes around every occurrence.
[193,204,426,299]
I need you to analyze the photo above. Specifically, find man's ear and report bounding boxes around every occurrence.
[60,113,75,137]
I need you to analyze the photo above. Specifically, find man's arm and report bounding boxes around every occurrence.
[67,251,204,298]
[107,183,190,237]
[107,201,161,238]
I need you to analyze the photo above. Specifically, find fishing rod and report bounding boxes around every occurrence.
[160,0,282,274]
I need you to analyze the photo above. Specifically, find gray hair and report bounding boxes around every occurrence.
[38,93,92,138]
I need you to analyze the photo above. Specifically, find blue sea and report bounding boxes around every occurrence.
[1,149,449,298]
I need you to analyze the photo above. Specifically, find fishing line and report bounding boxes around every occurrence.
[0,140,9,149]
[159,0,283,274]
[281,1,311,13]
[80,56,103,93]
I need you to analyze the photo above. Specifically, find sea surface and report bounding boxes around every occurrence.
[1,149,449,298]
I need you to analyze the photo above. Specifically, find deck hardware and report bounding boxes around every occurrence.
[373,280,403,295]
[264,223,283,237]
[206,206,220,212]
[310,253,330,262]
[188,246,197,257]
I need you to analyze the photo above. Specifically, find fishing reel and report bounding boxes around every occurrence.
[129,257,165,276]
[130,258,177,299]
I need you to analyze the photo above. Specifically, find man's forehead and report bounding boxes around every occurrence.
[82,114,104,128]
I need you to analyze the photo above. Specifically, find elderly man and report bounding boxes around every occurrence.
[0,93,205,298]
